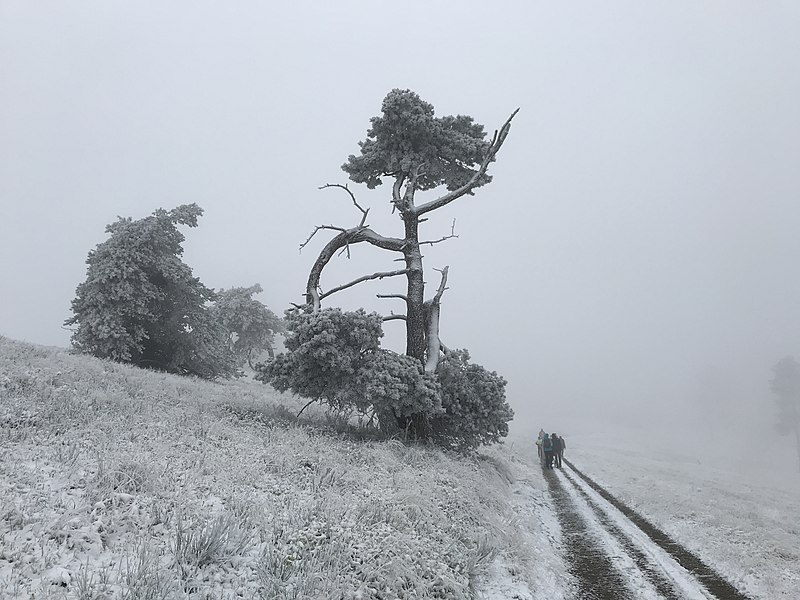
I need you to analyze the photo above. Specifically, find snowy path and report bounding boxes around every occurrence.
[566,437,799,599]
[544,459,753,600]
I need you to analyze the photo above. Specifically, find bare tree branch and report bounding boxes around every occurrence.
[305,227,407,309]
[414,108,519,216]
[320,183,369,226]
[376,293,407,301]
[297,399,316,419]
[420,219,458,246]
[431,266,449,303]
[319,269,408,302]
[300,225,347,252]
[383,314,407,321]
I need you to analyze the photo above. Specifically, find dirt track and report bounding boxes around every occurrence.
[543,458,753,600]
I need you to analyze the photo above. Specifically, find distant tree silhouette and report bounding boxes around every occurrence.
[211,284,283,369]
[769,356,800,472]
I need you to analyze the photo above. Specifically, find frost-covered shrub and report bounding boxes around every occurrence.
[432,349,514,450]
[257,309,513,448]
[357,349,442,432]
[256,308,440,432]
[256,308,382,412]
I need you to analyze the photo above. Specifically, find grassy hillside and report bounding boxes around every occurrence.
[0,336,536,599]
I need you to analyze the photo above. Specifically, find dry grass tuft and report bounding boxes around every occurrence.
[119,542,175,600]
[173,511,255,573]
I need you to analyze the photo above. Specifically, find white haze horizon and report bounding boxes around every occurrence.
[2,2,800,474]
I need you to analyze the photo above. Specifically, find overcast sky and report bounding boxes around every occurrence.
[2,1,800,450]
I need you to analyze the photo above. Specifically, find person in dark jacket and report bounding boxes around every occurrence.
[557,434,566,466]
[551,433,563,468]
[542,433,554,469]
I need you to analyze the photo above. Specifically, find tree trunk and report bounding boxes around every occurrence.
[398,213,430,439]
[407,413,429,441]
[403,214,426,363]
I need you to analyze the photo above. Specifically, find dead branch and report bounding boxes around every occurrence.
[424,266,450,373]
[300,224,347,252]
[319,269,408,302]
[431,266,449,303]
[383,314,407,321]
[320,183,369,226]
[420,219,458,246]
[376,293,407,301]
[297,399,316,419]
[414,108,519,216]
[305,227,407,309]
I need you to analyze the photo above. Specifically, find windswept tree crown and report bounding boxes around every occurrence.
[66,204,238,379]
[342,89,493,191]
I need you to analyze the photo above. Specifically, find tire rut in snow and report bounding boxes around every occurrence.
[563,459,753,600]
[542,465,635,599]
[559,467,684,600]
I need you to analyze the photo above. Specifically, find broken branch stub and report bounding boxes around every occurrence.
[424,266,449,373]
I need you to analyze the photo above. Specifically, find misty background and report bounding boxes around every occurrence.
[2,2,799,472]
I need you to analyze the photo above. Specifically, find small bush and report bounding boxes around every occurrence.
[256,308,441,433]
[256,307,384,413]
[258,309,513,449]
[431,349,514,451]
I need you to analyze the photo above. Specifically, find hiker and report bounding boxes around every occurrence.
[542,433,554,469]
[557,434,566,467]
[551,433,563,468]
[536,428,545,462]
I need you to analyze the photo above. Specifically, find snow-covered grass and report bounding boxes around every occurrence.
[567,431,800,599]
[0,336,543,599]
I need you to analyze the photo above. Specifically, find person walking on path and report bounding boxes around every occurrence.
[542,433,555,469]
[536,429,545,463]
[556,434,566,467]
[551,433,563,468]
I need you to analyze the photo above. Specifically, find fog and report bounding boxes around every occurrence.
[2,2,799,470]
